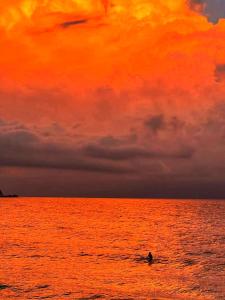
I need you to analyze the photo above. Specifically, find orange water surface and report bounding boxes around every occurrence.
[1,198,225,299]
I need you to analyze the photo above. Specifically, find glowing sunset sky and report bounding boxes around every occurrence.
[0,0,225,197]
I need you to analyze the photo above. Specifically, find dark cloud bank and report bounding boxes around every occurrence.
[0,102,225,198]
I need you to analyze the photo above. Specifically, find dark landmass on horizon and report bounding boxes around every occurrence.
[20,195,225,200]
[0,190,18,198]
[2,176,225,200]
[3,185,224,199]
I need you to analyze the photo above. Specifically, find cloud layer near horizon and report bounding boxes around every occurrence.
[0,0,225,197]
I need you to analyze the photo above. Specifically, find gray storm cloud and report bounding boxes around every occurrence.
[0,99,224,198]
[190,0,225,23]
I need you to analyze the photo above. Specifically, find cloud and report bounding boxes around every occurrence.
[188,0,205,11]
[144,114,166,134]
[0,126,133,174]
[60,19,88,29]
[0,119,194,177]
[189,0,225,23]
[144,114,185,134]
[84,143,194,161]
[0,105,224,197]
[215,64,225,82]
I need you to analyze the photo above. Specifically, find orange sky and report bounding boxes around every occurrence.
[0,1,225,120]
[0,0,225,197]
[0,3,223,86]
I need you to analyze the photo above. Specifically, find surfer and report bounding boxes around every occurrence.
[147,252,153,263]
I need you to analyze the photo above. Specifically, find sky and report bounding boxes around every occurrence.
[0,0,225,198]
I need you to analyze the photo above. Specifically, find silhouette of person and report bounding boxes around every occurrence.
[147,252,153,263]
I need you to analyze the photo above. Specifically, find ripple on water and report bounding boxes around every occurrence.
[0,284,10,290]
[77,295,105,300]
[1,198,224,299]
[182,259,198,266]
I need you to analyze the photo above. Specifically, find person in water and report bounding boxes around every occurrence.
[147,252,153,263]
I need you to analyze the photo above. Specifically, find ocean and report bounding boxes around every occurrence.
[1,198,225,299]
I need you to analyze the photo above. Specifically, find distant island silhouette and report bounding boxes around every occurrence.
[0,190,18,198]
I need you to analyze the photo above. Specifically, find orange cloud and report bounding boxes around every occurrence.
[0,1,225,197]
[0,1,211,83]
[0,1,225,123]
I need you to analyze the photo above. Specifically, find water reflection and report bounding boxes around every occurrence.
[0,198,224,299]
